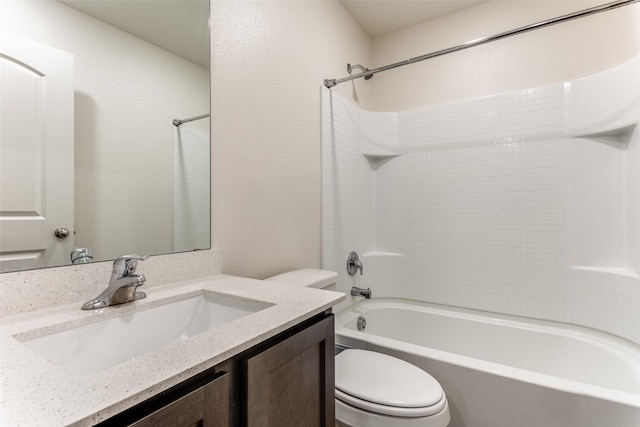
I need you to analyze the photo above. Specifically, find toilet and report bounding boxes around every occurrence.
[334,349,450,427]
[265,268,338,291]
[265,269,451,427]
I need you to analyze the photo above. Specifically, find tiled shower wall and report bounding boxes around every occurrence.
[322,56,640,345]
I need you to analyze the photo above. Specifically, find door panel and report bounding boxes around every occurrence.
[245,315,335,427]
[0,33,74,271]
[128,371,230,427]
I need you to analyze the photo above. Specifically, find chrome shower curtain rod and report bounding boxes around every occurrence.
[323,0,638,88]
[172,113,210,126]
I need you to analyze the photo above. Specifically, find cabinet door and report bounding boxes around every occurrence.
[245,314,335,427]
[129,371,229,427]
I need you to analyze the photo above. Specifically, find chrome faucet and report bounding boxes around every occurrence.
[347,251,363,276]
[351,286,371,299]
[81,254,149,310]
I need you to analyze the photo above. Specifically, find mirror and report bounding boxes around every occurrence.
[0,0,211,273]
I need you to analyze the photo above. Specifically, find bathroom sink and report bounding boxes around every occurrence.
[21,293,267,377]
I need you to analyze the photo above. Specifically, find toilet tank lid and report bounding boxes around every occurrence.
[266,268,337,288]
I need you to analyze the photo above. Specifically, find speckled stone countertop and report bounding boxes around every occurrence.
[0,274,345,426]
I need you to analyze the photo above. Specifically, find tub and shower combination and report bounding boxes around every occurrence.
[322,2,640,426]
[335,299,640,427]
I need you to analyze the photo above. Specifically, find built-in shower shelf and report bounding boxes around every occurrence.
[572,123,637,147]
[363,153,400,170]
[569,266,638,279]
[362,251,406,258]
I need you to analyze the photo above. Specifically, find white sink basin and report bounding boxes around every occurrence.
[21,293,268,377]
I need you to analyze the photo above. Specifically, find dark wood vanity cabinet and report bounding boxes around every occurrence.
[97,312,334,427]
[244,313,335,427]
[97,363,236,427]
[128,370,230,427]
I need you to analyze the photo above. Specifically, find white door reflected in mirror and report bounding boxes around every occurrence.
[0,34,74,272]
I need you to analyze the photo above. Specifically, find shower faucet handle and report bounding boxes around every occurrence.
[347,251,363,276]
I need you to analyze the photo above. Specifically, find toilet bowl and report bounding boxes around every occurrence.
[264,269,450,427]
[335,349,450,427]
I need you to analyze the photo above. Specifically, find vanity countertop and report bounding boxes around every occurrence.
[0,274,345,426]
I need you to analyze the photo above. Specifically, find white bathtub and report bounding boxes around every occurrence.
[334,298,640,427]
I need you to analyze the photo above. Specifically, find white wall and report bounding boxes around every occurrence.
[211,0,372,278]
[1,0,209,262]
[211,0,640,282]
[371,1,640,111]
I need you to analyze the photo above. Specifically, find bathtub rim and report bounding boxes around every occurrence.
[334,297,640,409]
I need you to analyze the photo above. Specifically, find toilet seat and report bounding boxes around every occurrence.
[335,389,447,417]
[335,349,447,417]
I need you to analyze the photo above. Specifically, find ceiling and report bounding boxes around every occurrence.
[340,0,487,38]
[59,0,487,68]
[60,0,210,68]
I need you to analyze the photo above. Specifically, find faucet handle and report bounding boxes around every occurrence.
[347,251,363,276]
[113,254,149,276]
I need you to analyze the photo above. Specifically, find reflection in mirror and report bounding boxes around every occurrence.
[0,0,210,273]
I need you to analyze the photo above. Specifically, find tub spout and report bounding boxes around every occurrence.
[351,286,371,299]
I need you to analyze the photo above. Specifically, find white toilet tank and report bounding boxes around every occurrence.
[265,268,338,291]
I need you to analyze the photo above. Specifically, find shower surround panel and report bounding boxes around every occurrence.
[322,56,640,345]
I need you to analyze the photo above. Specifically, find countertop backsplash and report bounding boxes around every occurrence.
[0,248,222,318]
